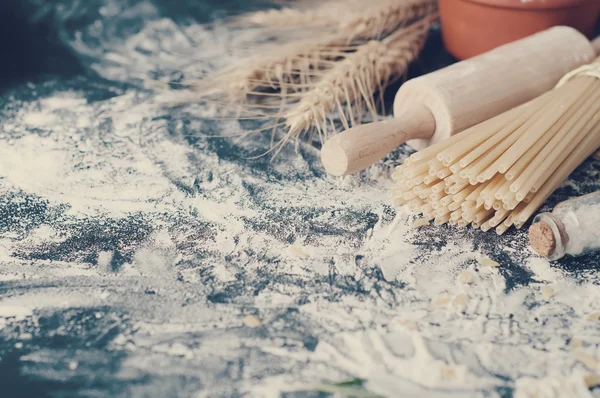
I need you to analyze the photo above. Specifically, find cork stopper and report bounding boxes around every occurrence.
[529,221,556,257]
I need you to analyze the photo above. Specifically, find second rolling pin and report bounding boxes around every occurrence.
[321,26,600,176]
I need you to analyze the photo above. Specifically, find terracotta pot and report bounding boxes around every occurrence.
[439,0,600,60]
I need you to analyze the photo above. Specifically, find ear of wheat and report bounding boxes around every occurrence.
[180,0,437,156]
[278,22,430,152]
[195,0,436,101]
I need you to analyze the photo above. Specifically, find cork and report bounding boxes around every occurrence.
[529,222,556,257]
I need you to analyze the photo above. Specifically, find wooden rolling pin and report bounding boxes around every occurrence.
[321,26,600,176]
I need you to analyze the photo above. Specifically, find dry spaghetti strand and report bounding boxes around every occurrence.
[392,58,600,234]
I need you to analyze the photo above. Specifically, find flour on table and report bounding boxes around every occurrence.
[1,2,600,397]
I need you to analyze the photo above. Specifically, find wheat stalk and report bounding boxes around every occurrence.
[177,0,437,158]
[240,5,341,28]
[276,18,431,152]
[192,38,344,103]
[241,0,436,40]
[192,0,436,103]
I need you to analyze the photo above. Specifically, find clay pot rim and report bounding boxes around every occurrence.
[461,0,594,10]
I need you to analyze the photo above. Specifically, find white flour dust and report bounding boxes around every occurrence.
[1,4,600,397]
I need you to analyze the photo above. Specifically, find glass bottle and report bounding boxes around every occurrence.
[530,191,600,260]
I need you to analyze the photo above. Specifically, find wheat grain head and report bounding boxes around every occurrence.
[277,18,431,151]
[191,38,344,103]
[191,0,436,103]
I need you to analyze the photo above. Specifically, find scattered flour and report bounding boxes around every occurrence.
[97,251,114,272]
[0,7,599,398]
[527,257,564,282]
[514,374,594,398]
[0,305,33,320]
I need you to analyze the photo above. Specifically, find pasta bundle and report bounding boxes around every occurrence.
[391,58,600,234]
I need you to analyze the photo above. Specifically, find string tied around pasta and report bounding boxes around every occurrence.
[556,57,600,87]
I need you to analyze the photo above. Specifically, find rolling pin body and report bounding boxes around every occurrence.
[321,26,597,176]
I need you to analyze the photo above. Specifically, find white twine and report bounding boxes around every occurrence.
[556,59,600,88]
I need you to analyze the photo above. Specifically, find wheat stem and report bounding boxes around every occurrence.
[241,0,436,42]
[178,0,437,157]
[279,18,431,146]
[192,0,436,102]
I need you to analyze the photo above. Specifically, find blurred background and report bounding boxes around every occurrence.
[0,0,457,93]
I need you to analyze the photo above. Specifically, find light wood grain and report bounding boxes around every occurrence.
[321,105,435,176]
[395,26,596,151]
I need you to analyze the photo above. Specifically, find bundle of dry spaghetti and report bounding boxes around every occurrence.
[183,0,437,155]
[392,58,600,234]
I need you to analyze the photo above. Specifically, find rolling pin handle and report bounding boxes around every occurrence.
[320,104,435,176]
